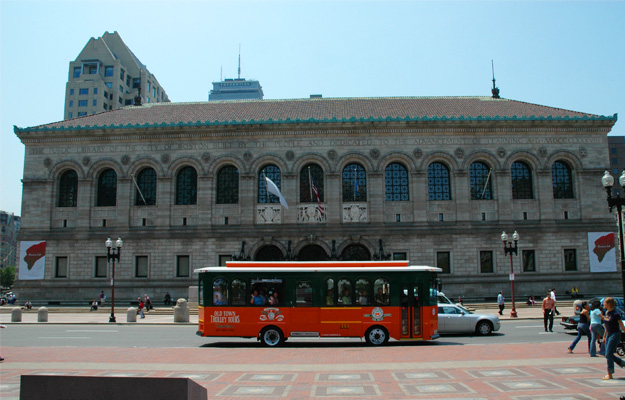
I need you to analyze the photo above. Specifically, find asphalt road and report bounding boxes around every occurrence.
[1,320,575,348]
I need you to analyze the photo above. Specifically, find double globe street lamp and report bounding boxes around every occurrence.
[601,170,625,299]
[501,230,519,318]
[105,237,123,323]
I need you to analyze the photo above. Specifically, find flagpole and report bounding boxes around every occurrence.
[263,172,269,204]
[480,168,492,199]
[131,173,147,205]
[308,167,313,202]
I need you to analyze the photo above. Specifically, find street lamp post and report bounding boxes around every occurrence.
[105,237,123,323]
[601,170,625,300]
[501,230,519,318]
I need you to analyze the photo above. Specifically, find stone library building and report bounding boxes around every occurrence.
[13,95,619,302]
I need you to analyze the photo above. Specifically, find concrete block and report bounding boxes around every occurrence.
[11,307,21,322]
[20,375,207,400]
[37,307,48,322]
[174,298,189,323]
[127,307,137,322]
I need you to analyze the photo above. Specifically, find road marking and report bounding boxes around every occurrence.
[516,325,544,328]
[38,337,90,339]
[66,330,119,332]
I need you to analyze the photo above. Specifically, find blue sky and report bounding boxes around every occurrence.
[1,0,624,215]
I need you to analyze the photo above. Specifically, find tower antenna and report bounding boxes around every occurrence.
[491,60,500,99]
[238,44,241,79]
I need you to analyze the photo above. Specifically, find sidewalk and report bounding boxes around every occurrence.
[0,304,546,325]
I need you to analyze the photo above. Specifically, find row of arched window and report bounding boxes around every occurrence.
[57,160,575,207]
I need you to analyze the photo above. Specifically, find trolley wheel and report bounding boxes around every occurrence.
[260,326,284,347]
[365,326,389,346]
[476,320,493,336]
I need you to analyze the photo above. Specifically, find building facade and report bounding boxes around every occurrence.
[1,211,20,270]
[14,96,618,302]
[64,31,169,120]
[209,78,264,101]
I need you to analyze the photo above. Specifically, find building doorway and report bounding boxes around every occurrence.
[297,245,329,261]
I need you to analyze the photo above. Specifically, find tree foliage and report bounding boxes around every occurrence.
[1,266,16,288]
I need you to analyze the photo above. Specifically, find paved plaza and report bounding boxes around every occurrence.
[2,305,624,399]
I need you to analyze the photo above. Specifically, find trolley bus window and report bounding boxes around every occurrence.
[250,278,283,306]
[296,280,313,306]
[355,278,371,305]
[374,278,390,305]
[212,278,228,305]
[231,279,247,305]
[199,279,204,306]
[338,278,353,306]
[325,278,335,306]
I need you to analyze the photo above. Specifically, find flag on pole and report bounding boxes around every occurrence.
[265,176,289,209]
[131,173,147,205]
[311,176,324,215]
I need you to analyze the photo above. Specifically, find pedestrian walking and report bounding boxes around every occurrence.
[568,301,591,353]
[601,297,625,380]
[497,291,505,315]
[99,291,106,305]
[589,299,606,357]
[551,288,560,316]
[542,291,555,332]
[137,298,145,319]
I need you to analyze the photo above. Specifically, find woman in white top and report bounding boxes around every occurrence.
[589,299,605,357]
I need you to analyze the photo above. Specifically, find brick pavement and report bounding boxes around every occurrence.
[2,338,625,399]
[4,304,615,399]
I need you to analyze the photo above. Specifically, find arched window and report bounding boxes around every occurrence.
[231,278,247,305]
[96,168,117,207]
[427,162,451,200]
[212,278,228,306]
[135,167,156,206]
[355,278,371,305]
[296,281,313,307]
[511,161,534,199]
[552,160,574,199]
[337,278,353,306]
[373,278,390,305]
[342,163,367,201]
[175,166,197,205]
[299,164,324,202]
[325,278,335,306]
[58,170,78,207]
[258,164,281,204]
[385,162,409,201]
[470,161,493,200]
[216,165,239,204]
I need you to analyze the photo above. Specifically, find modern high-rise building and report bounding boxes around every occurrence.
[64,31,170,120]
[0,211,20,270]
[209,78,264,101]
[608,136,625,176]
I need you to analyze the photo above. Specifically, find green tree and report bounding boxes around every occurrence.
[1,266,16,288]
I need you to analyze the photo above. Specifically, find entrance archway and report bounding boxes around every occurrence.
[297,245,329,261]
[254,245,284,261]
[340,244,371,261]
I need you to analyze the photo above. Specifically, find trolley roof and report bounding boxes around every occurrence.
[195,261,441,274]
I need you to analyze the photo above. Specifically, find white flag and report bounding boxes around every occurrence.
[265,176,288,209]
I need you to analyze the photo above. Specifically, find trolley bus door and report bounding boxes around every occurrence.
[400,284,421,338]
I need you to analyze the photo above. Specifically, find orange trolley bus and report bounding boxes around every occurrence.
[196,261,441,346]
